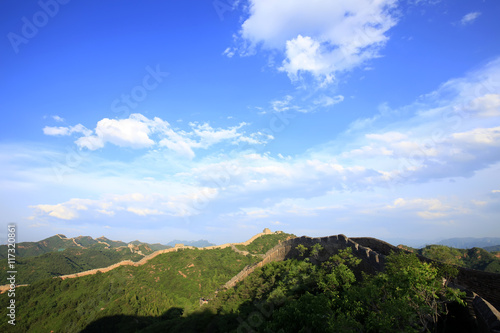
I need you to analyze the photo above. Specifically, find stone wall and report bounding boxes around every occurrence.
[351,237,500,309]
[57,230,276,280]
[221,234,500,331]
[222,234,385,289]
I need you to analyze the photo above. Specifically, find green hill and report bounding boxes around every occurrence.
[0,235,173,284]
[0,247,258,332]
[436,237,500,249]
[0,232,471,333]
[409,244,500,274]
[234,233,294,254]
[0,234,171,260]
[0,247,145,284]
[96,236,128,248]
[484,245,500,252]
[12,245,465,333]
[0,234,78,258]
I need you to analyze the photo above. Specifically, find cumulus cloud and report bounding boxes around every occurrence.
[236,0,398,84]
[29,189,221,221]
[51,113,272,158]
[30,198,92,220]
[460,11,481,25]
[76,113,156,150]
[28,58,500,232]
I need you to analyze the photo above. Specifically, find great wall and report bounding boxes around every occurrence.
[2,229,499,330]
[221,233,500,332]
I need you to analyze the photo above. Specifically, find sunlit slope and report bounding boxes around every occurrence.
[0,247,258,332]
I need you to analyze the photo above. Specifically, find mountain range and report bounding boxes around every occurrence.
[1,230,497,332]
[165,239,216,248]
[434,237,500,249]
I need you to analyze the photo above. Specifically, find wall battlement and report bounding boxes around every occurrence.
[351,237,500,309]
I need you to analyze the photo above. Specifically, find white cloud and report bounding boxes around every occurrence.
[222,47,235,58]
[451,127,500,145]
[30,198,92,220]
[271,95,294,112]
[366,131,407,142]
[22,58,500,238]
[52,115,64,122]
[460,11,481,25]
[385,197,466,220]
[29,187,223,221]
[56,113,272,158]
[43,124,92,136]
[314,95,344,107]
[237,0,398,84]
[77,114,155,150]
[469,94,500,117]
[127,207,164,216]
[280,35,332,82]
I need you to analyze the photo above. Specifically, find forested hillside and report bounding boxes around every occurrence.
[234,233,294,254]
[0,234,170,260]
[0,247,258,332]
[83,246,467,333]
[0,234,172,284]
[399,244,500,273]
[0,232,485,332]
[0,247,144,284]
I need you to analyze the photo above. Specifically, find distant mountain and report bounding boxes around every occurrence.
[166,239,216,248]
[128,240,170,251]
[484,245,500,252]
[96,236,128,248]
[0,234,81,259]
[0,234,171,260]
[149,243,172,251]
[415,244,500,274]
[0,234,172,284]
[435,237,500,249]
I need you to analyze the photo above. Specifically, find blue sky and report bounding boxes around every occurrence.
[1,0,500,246]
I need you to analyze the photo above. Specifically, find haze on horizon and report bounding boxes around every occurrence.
[1,0,500,247]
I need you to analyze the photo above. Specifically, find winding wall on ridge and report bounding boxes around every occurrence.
[351,237,500,309]
[57,229,275,280]
[222,234,384,290]
[221,234,500,331]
